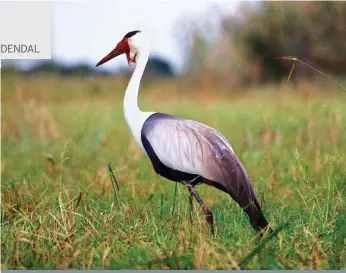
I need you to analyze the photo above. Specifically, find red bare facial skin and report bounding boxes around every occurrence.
[95,38,130,67]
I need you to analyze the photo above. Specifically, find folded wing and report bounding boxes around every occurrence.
[141,113,254,200]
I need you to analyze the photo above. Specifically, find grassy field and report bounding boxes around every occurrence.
[1,74,345,269]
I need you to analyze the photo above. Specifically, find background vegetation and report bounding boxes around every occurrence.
[1,1,345,270]
[185,1,346,87]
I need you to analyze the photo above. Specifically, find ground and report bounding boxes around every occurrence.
[1,74,345,269]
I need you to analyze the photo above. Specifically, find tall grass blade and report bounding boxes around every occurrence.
[277,56,346,93]
[160,193,164,220]
[287,63,296,83]
[107,163,121,211]
[240,223,289,269]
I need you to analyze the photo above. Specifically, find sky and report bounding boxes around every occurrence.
[50,1,239,72]
[3,1,240,72]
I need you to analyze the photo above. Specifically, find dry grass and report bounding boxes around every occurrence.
[1,73,345,269]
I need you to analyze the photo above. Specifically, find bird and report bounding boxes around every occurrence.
[96,30,272,236]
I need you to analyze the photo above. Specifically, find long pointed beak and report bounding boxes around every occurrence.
[95,46,124,67]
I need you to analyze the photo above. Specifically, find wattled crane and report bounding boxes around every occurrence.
[96,30,272,235]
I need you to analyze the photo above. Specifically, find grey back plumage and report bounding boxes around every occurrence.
[142,113,254,201]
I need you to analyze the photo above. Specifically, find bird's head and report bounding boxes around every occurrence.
[96,30,148,67]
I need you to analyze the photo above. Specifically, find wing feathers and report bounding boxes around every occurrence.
[142,113,253,196]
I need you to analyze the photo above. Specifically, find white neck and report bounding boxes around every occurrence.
[123,47,154,152]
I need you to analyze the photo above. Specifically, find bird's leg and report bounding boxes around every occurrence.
[186,184,215,236]
[183,176,200,222]
[183,181,194,222]
[188,192,193,222]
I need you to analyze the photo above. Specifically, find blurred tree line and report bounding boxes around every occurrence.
[2,56,174,78]
[186,2,346,87]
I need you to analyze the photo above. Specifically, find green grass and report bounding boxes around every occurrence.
[1,75,345,269]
